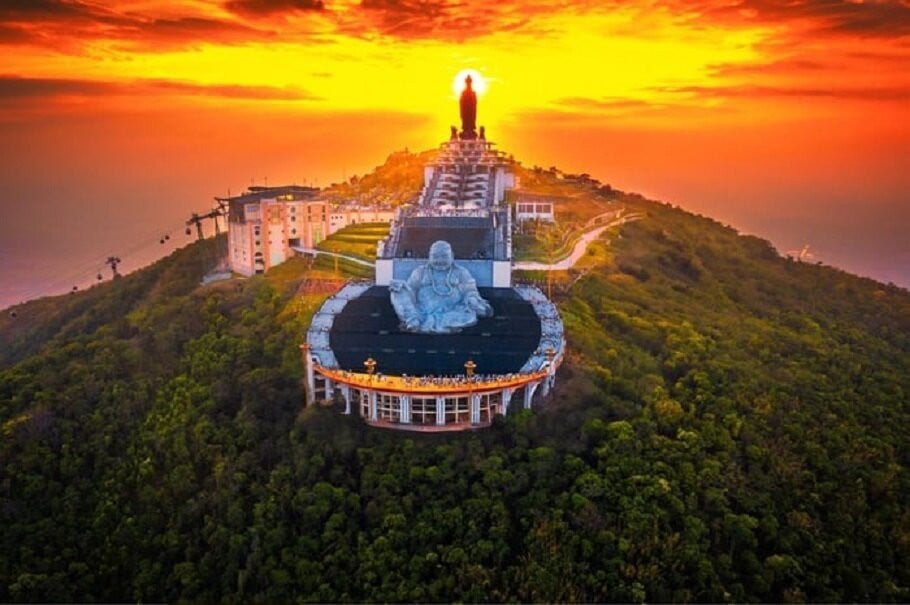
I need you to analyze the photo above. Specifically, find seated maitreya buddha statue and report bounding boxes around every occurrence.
[390,240,493,334]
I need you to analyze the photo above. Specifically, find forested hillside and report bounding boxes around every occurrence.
[1,179,908,602]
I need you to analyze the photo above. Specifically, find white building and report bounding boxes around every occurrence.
[223,185,394,276]
[514,192,558,223]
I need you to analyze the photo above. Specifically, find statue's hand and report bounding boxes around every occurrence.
[467,295,493,317]
[389,279,405,293]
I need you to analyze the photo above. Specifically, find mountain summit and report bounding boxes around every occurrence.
[1,153,908,603]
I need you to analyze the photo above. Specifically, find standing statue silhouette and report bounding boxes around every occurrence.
[459,75,477,140]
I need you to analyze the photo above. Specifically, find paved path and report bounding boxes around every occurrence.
[513,211,643,271]
[292,246,375,267]
[294,209,643,274]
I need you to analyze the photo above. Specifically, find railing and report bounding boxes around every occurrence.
[290,245,375,267]
[314,364,551,395]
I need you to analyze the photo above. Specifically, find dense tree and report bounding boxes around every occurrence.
[1,179,908,602]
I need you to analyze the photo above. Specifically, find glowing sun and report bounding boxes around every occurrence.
[453,69,487,97]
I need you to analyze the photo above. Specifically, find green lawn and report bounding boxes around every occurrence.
[316,222,390,261]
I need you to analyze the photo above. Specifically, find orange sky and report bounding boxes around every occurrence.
[1,1,909,306]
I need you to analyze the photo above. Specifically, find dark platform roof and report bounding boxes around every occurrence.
[397,216,495,259]
[217,185,320,205]
[405,216,492,229]
[329,287,541,375]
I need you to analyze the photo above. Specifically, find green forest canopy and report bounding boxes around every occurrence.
[1,171,909,602]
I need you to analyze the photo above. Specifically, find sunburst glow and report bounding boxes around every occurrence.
[452,69,487,98]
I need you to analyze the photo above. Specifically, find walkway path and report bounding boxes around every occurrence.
[294,209,643,273]
[513,210,643,271]
[292,246,376,267]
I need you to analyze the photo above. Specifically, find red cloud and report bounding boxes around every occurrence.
[223,0,325,17]
[0,75,319,102]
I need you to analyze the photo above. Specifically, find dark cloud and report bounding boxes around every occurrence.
[0,0,132,30]
[121,16,275,48]
[0,75,318,101]
[846,49,910,64]
[360,0,446,14]
[0,0,133,47]
[348,0,580,41]
[0,0,98,18]
[357,0,450,38]
[678,0,910,38]
[224,0,324,17]
[0,0,529,44]
[0,1,278,49]
[3,0,906,52]
[349,0,910,41]
[0,75,114,98]
[0,21,33,43]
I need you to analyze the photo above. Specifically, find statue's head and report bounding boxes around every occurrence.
[464,75,473,90]
[428,240,454,271]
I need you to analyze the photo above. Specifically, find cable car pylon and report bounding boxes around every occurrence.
[185,209,223,240]
[106,256,122,279]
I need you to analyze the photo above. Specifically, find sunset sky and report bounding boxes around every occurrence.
[1,0,908,307]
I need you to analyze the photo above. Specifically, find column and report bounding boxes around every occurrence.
[340,384,351,415]
[436,396,446,426]
[326,379,335,400]
[470,393,481,425]
[501,388,513,416]
[400,395,412,424]
[524,382,539,409]
[300,344,315,407]
[505,206,513,260]
[369,391,378,422]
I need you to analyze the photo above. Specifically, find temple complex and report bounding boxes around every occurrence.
[374,87,515,289]
[301,75,565,430]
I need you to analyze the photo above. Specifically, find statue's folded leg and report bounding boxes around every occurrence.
[391,288,422,330]
[439,309,478,331]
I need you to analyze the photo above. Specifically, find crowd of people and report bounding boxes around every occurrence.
[512,284,566,373]
[326,369,541,388]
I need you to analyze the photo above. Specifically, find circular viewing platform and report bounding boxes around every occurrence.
[303,282,565,431]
